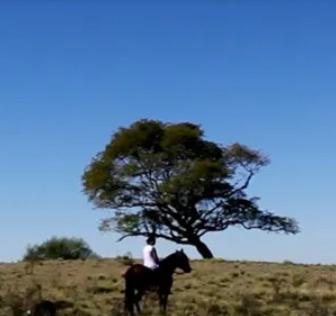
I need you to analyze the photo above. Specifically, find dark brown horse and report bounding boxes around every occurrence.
[123,249,192,315]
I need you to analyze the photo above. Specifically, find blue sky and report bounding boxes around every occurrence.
[1,1,335,264]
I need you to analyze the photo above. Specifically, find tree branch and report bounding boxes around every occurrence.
[230,170,254,197]
[197,212,299,237]
[116,231,190,244]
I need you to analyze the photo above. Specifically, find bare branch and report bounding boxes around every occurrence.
[116,231,190,244]
[230,170,254,197]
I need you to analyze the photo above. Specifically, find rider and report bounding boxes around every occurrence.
[143,235,160,269]
[142,236,173,295]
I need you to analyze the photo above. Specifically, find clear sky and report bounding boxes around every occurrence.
[1,1,335,264]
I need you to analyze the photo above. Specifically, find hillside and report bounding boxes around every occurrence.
[0,258,335,315]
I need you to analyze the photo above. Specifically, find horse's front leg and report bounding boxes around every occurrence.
[158,290,170,314]
[158,276,173,314]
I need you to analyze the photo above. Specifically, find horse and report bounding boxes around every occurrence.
[123,249,192,315]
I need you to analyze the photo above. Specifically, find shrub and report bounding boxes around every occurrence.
[23,236,99,261]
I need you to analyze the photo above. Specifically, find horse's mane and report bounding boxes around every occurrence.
[158,251,182,271]
[160,251,177,264]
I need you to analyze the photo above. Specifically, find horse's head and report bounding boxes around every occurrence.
[173,249,192,273]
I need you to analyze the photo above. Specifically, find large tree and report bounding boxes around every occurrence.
[82,119,299,258]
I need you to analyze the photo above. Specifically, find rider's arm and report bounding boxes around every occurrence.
[151,247,160,264]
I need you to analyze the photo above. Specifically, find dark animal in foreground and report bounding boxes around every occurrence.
[26,300,73,316]
[123,249,192,315]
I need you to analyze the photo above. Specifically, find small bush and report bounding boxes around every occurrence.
[22,236,99,261]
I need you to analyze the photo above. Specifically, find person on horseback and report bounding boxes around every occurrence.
[143,235,160,270]
[142,235,173,294]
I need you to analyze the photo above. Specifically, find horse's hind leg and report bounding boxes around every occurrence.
[134,288,145,314]
[124,280,135,316]
[124,292,135,315]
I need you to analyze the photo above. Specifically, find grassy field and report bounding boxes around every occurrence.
[0,257,336,315]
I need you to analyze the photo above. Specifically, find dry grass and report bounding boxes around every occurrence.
[1,257,336,315]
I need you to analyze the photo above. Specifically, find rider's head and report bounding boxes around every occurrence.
[146,235,156,246]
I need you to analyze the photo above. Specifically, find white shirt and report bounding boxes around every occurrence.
[143,244,158,269]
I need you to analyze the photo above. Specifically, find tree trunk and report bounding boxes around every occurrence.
[193,239,214,259]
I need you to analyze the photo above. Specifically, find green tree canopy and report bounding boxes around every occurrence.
[82,119,299,258]
[23,237,98,261]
